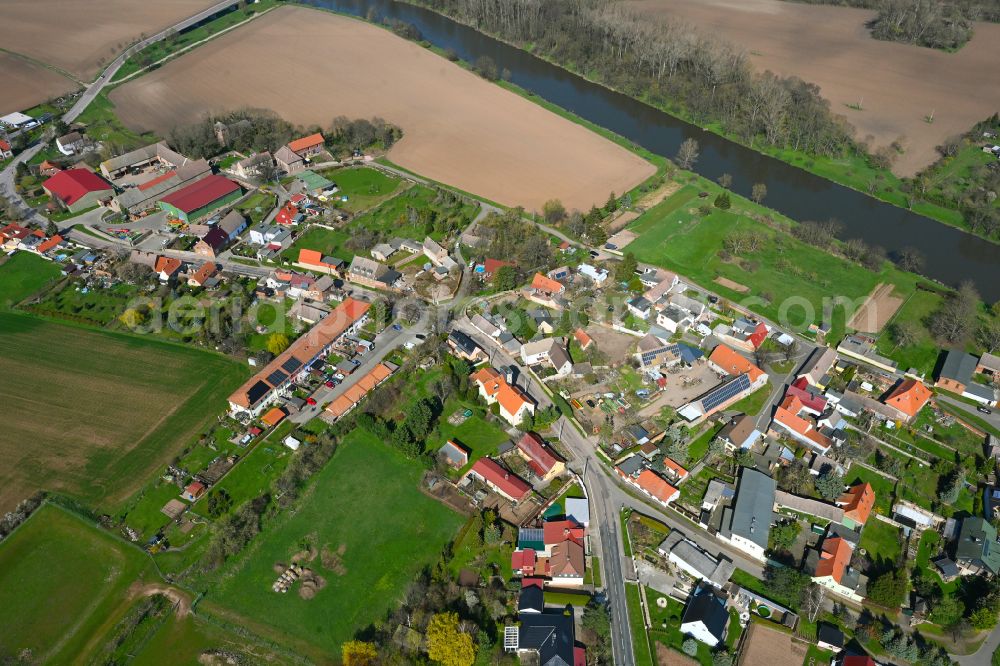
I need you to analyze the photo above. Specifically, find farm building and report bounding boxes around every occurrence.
[287,132,325,157]
[42,168,113,212]
[158,175,241,223]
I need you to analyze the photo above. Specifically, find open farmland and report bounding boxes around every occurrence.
[109,5,655,211]
[622,0,1000,176]
[0,313,248,513]
[0,53,79,116]
[0,503,158,663]
[0,0,219,84]
[204,429,463,659]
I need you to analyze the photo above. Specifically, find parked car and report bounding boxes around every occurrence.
[325,380,335,388]
[414,334,426,340]
[392,323,402,331]
[979,406,993,415]
[306,397,317,406]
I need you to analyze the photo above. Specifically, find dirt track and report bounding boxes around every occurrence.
[623,0,1000,176]
[847,282,904,333]
[109,5,654,212]
[0,54,79,116]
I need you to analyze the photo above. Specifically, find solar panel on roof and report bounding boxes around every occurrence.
[701,373,751,412]
[246,380,271,406]
[281,356,303,374]
[266,368,289,387]
[640,346,673,366]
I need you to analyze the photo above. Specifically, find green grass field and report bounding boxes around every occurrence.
[627,184,899,338]
[0,313,248,513]
[625,583,656,666]
[0,503,158,664]
[859,519,903,567]
[321,166,404,212]
[0,251,63,309]
[205,429,463,657]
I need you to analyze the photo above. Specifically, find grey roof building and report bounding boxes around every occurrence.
[955,517,1000,576]
[722,468,775,559]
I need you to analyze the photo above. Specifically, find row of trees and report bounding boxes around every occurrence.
[416,0,858,158]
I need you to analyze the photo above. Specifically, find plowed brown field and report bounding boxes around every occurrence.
[109,5,655,212]
[0,54,78,116]
[623,0,1000,176]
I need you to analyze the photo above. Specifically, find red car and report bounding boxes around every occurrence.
[306,397,317,406]
[325,380,335,388]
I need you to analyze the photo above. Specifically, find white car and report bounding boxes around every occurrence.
[404,340,417,350]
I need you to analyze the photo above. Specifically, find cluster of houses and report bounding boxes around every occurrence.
[1,222,67,257]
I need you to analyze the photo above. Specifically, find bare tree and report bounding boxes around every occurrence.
[675,138,700,170]
[894,246,925,272]
[751,182,767,204]
[801,583,826,624]
[717,173,733,189]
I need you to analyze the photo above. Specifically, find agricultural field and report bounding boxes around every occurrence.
[0,313,248,513]
[0,53,78,116]
[0,251,63,309]
[204,429,464,658]
[109,5,654,211]
[0,0,220,82]
[622,0,1000,177]
[0,503,158,663]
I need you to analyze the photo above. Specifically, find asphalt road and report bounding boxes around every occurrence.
[937,394,1000,431]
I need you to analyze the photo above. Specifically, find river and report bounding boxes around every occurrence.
[305,0,1000,302]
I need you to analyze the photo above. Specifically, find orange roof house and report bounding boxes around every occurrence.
[574,328,594,351]
[882,379,932,420]
[709,344,766,385]
[661,457,689,482]
[154,255,182,279]
[812,537,852,583]
[287,133,325,156]
[529,272,565,295]
[322,362,396,421]
[772,395,833,453]
[837,483,875,527]
[470,367,536,426]
[261,407,287,427]
[635,469,679,506]
[36,234,64,254]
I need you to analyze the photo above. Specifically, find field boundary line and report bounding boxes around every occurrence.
[0,46,84,85]
[114,6,279,85]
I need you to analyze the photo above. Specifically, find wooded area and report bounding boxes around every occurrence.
[416,0,858,157]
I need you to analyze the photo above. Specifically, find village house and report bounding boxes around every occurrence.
[577,263,608,284]
[275,202,304,226]
[469,367,536,426]
[158,175,241,223]
[657,530,735,588]
[524,272,566,309]
[323,363,396,421]
[464,457,532,503]
[837,334,899,373]
[0,138,12,160]
[182,481,206,502]
[504,586,583,665]
[187,262,219,288]
[56,131,89,155]
[471,313,503,339]
[231,151,273,181]
[274,145,303,174]
[680,583,730,647]
[573,328,594,351]
[977,353,1000,379]
[438,440,470,468]
[297,249,344,276]
[193,226,231,259]
[512,518,586,585]
[43,168,113,213]
[714,317,769,352]
[422,236,458,271]
[797,346,837,389]
[716,414,763,452]
[447,329,487,363]
[520,338,573,377]
[708,345,769,389]
[287,132,325,158]
[228,298,370,417]
[347,255,402,291]
[154,256,182,282]
[806,534,867,602]
[718,468,775,561]
[770,394,834,454]
[836,483,875,529]
[881,379,932,422]
[626,296,652,321]
[678,371,758,423]
[954,517,1000,577]
[516,432,565,481]
[615,455,680,507]
[935,350,998,406]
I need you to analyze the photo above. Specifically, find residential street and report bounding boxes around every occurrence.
[937,394,1000,432]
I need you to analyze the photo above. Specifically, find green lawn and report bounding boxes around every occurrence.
[844,465,895,514]
[321,166,404,212]
[875,288,944,375]
[236,190,278,225]
[727,386,772,417]
[628,182,922,339]
[432,401,510,477]
[0,251,63,309]
[625,583,656,666]
[130,612,289,665]
[0,312,248,514]
[75,92,157,150]
[687,423,723,463]
[205,429,464,657]
[0,503,159,664]
[859,519,903,567]
[645,587,720,665]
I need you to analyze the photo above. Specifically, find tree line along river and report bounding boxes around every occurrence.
[305,0,1000,302]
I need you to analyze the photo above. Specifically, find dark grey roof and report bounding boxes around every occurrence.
[518,605,575,666]
[681,584,729,642]
[817,623,844,648]
[448,330,479,356]
[966,382,997,402]
[518,585,544,613]
[933,556,959,578]
[956,517,1000,575]
[617,455,645,477]
[729,468,775,549]
[939,349,979,383]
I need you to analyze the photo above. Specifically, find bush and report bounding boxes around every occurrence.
[713,192,731,209]
[682,637,698,656]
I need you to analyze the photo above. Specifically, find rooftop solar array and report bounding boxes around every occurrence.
[639,346,674,366]
[281,356,303,374]
[246,380,271,406]
[701,373,751,412]
[266,368,288,387]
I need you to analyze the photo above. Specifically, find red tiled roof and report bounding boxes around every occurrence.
[43,168,112,206]
[483,258,514,276]
[636,469,678,504]
[159,175,239,214]
[530,272,564,294]
[839,483,875,525]
[288,133,324,153]
[662,457,688,480]
[786,378,828,413]
[709,344,766,384]
[36,235,64,254]
[262,407,287,427]
[842,657,876,666]
[468,458,531,501]
[748,322,769,349]
[813,536,852,583]
[185,481,205,496]
[517,432,562,477]
[138,170,177,191]
[574,328,593,350]
[0,139,10,151]
[154,256,182,276]
[543,520,585,547]
[512,548,536,573]
[883,379,932,418]
[275,203,298,225]
[2,223,31,240]
[189,262,218,285]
